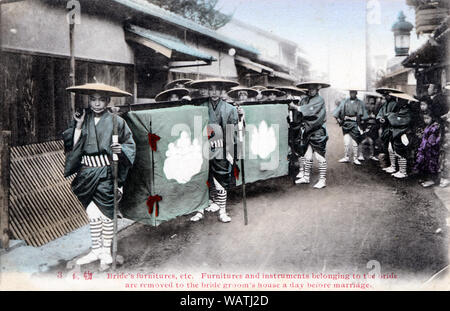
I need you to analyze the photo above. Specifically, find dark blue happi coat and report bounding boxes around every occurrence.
[291,94,328,157]
[386,104,412,158]
[376,99,399,149]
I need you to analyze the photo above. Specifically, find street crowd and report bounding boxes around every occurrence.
[332,84,449,188]
[62,78,449,269]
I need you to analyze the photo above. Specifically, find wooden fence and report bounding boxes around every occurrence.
[6,139,87,247]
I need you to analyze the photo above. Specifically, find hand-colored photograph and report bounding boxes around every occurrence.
[0,0,448,292]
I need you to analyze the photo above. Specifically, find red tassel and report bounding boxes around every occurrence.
[148,133,161,151]
[206,126,214,139]
[146,195,162,216]
[206,180,210,188]
[234,165,240,180]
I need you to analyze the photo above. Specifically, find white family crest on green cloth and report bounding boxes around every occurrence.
[250,120,277,159]
[234,104,289,186]
[164,131,203,184]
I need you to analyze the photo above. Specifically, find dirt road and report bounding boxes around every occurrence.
[109,118,448,286]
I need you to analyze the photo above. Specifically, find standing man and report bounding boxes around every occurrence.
[362,93,383,161]
[333,89,368,165]
[63,83,136,267]
[375,87,404,173]
[189,79,240,223]
[290,81,331,189]
[276,86,308,180]
[384,93,416,179]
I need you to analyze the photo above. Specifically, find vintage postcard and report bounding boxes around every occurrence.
[0,0,449,294]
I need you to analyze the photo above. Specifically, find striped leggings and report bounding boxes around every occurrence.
[303,145,327,181]
[210,177,227,212]
[86,202,114,252]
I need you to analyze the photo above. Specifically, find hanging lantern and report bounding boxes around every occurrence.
[391,11,414,57]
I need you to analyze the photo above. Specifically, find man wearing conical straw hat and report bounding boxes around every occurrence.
[155,87,190,102]
[276,86,307,180]
[276,86,307,100]
[289,81,330,189]
[227,86,258,103]
[164,78,193,90]
[333,89,368,165]
[261,88,285,101]
[189,78,240,223]
[383,92,417,179]
[63,82,136,268]
[375,87,404,173]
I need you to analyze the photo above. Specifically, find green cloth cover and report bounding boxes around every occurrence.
[235,104,289,185]
[121,106,209,226]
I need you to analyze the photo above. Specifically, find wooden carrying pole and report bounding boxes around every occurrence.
[111,109,119,270]
[236,105,248,225]
[69,12,76,115]
[70,23,76,114]
[0,131,11,249]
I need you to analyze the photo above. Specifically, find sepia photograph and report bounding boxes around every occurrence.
[0,0,449,295]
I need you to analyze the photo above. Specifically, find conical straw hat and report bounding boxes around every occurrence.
[66,83,132,97]
[155,88,190,102]
[227,87,258,99]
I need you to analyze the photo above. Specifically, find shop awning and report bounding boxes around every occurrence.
[235,56,274,74]
[383,67,411,79]
[168,45,238,79]
[125,25,216,62]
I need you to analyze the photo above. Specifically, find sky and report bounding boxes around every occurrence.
[216,0,427,90]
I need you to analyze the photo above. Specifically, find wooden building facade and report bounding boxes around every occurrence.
[402,1,450,96]
[1,0,135,147]
[0,0,262,247]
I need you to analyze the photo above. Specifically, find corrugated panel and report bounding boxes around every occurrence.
[9,140,88,247]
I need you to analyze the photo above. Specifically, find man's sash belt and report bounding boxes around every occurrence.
[344,116,357,121]
[81,154,111,167]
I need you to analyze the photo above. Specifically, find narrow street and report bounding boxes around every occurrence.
[2,0,450,295]
[101,117,449,285]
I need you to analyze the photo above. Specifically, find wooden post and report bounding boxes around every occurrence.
[365,1,371,91]
[69,20,76,115]
[0,131,11,249]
